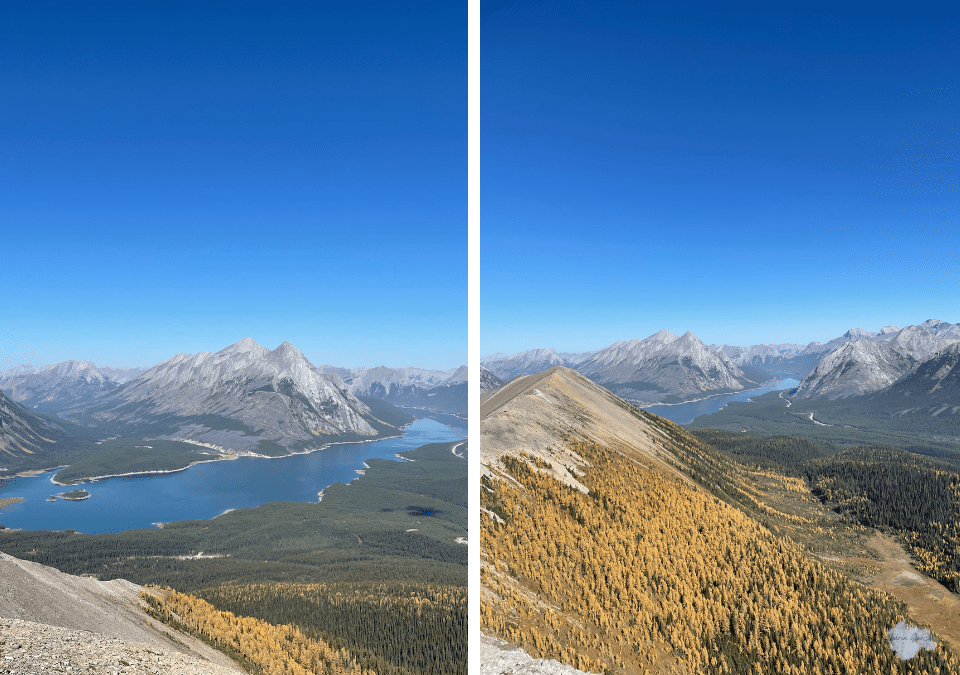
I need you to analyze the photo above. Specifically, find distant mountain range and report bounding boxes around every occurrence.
[483,330,754,405]
[329,364,468,416]
[1,345,468,425]
[0,361,120,413]
[483,319,960,406]
[480,349,593,381]
[54,339,399,453]
[795,343,960,436]
[0,339,467,457]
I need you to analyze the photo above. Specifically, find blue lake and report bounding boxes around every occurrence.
[0,417,465,534]
[643,379,800,425]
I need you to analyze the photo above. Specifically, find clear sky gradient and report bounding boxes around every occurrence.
[2,1,465,372]
[482,2,959,356]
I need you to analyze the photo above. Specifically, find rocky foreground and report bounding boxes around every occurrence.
[0,552,242,674]
[1,618,240,674]
[478,635,598,675]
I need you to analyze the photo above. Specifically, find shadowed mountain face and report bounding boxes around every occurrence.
[0,391,80,472]
[480,367,504,394]
[576,330,754,404]
[56,339,402,453]
[865,344,960,417]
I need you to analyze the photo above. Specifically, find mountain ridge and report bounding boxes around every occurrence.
[56,338,397,454]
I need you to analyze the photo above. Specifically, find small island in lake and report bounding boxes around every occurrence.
[0,497,25,509]
[50,490,91,501]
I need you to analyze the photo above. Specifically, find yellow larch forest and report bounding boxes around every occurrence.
[481,441,960,675]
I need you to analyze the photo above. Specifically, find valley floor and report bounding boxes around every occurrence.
[833,532,960,651]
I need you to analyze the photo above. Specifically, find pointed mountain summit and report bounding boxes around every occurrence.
[269,340,304,361]
[575,329,753,404]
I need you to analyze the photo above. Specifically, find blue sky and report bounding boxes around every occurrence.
[2,1,465,371]
[482,2,959,355]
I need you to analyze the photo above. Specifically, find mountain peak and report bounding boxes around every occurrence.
[651,329,678,341]
[274,340,300,353]
[270,341,307,363]
[219,337,267,356]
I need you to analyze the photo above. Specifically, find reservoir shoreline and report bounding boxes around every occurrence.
[0,418,462,534]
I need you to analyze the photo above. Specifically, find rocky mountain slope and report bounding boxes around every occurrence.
[480,366,693,491]
[0,551,241,673]
[575,329,753,404]
[373,379,467,416]
[59,338,399,454]
[791,340,918,400]
[96,365,149,384]
[713,342,819,378]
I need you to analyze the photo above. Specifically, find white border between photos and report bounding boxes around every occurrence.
[468,0,480,672]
